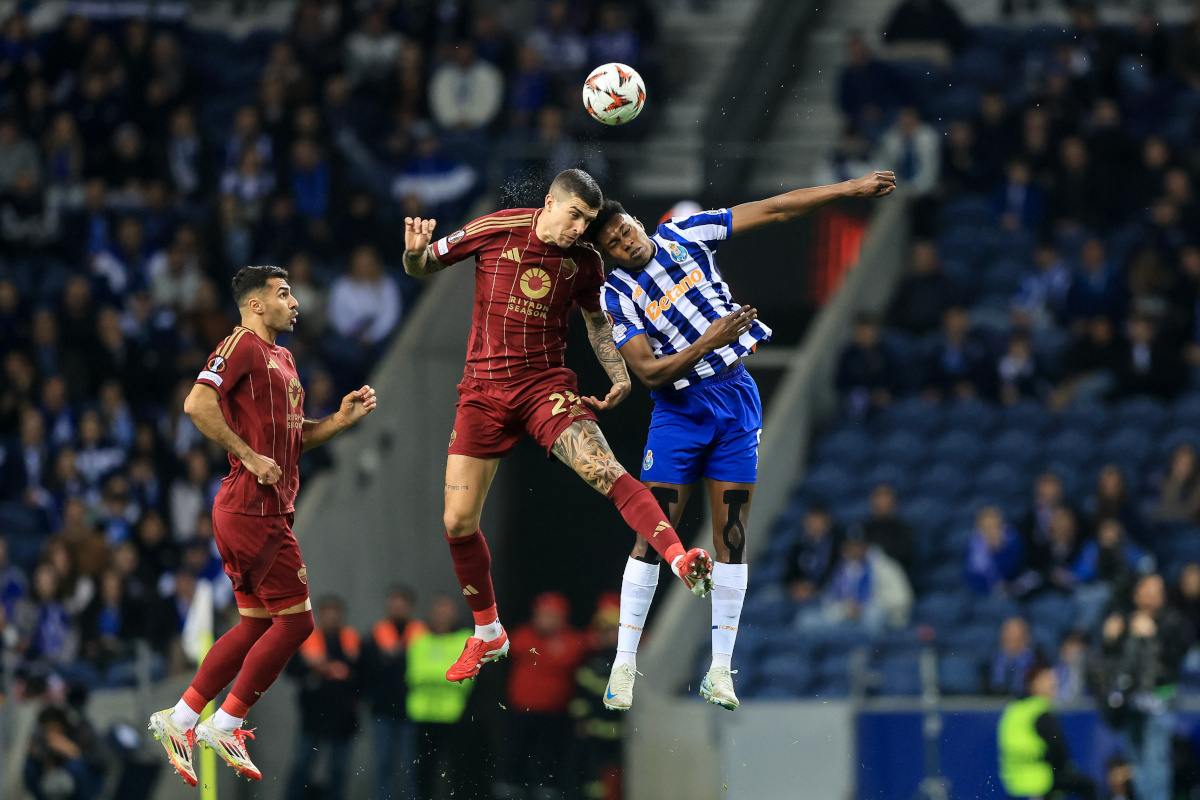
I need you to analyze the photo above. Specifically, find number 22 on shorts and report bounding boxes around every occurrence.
[548,391,582,416]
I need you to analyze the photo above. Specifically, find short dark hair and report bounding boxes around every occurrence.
[231,265,289,305]
[586,199,628,244]
[549,168,602,209]
[387,584,417,604]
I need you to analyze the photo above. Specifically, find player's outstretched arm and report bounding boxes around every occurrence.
[184,385,282,485]
[620,305,758,390]
[402,216,449,277]
[301,385,378,452]
[581,308,632,411]
[729,171,897,236]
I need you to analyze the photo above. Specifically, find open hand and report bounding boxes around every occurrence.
[338,385,378,425]
[404,216,437,252]
[849,170,897,198]
[582,381,631,412]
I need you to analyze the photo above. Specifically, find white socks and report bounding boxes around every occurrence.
[710,562,747,672]
[475,619,503,641]
[212,708,243,732]
[171,699,200,730]
[616,557,660,668]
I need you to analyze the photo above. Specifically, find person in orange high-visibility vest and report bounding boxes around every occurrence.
[363,585,427,800]
[284,595,361,800]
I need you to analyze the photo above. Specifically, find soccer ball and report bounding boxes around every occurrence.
[582,62,646,126]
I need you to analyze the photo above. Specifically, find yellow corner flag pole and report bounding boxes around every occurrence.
[185,579,218,800]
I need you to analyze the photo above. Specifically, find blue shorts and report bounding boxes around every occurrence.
[640,363,763,485]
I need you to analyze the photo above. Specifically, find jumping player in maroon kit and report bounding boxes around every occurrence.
[402,169,714,682]
[147,265,377,785]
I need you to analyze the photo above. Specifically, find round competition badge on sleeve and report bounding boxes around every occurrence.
[207,355,227,373]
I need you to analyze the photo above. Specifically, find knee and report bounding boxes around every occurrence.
[277,608,315,645]
[443,510,480,538]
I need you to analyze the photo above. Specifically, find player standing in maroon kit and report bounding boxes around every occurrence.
[402,169,713,682]
[148,265,378,785]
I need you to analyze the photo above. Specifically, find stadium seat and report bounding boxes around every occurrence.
[916,462,971,498]
[1024,593,1078,635]
[970,595,1021,626]
[757,654,815,696]
[1114,396,1168,435]
[802,464,855,504]
[815,427,874,469]
[876,396,945,437]
[1099,429,1154,472]
[1054,402,1110,436]
[914,591,968,630]
[876,430,928,468]
[938,653,984,695]
[973,463,1027,500]
[1043,429,1097,467]
[944,399,998,435]
[877,654,923,696]
[929,429,986,469]
[861,462,917,496]
[938,623,997,655]
[1170,392,1200,427]
[999,400,1051,436]
[987,429,1042,468]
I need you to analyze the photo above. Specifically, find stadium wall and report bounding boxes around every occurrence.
[628,195,912,800]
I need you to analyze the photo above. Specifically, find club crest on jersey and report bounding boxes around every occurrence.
[287,377,303,409]
[297,566,307,585]
[207,355,227,373]
[643,449,654,471]
[520,267,553,300]
[665,240,689,264]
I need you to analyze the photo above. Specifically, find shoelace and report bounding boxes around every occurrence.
[230,727,256,752]
[185,728,197,752]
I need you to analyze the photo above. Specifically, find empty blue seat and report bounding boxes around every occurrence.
[876,397,945,437]
[988,429,1042,468]
[1160,427,1200,458]
[878,655,923,696]
[864,458,916,488]
[1043,429,1097,466]
[939,653,983,695]
[1054,402,1110,435]
[803,464,855,503]
[1100,429,1153,470]
[970,595,1021,625]
[999,400,1050,435]
[937,194,995,228]
[757,654,815,695]
[929,429,986,469]
[1025,593,1077,635]
[741,596,794,628]
[815,428,874,469]
[944,399,999,434]
[973,463,1027,499]
[916,463,970,499]
[1114,396,1167,435]
[938,623,996,655]
[915,592,969,628]
[1171,392,1200,427]
[877,430,928,468]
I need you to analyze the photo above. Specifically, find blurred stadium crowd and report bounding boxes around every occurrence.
[0,2,657,799]
[741,0,1200,794]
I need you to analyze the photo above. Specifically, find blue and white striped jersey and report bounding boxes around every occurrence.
[601,209,772,391]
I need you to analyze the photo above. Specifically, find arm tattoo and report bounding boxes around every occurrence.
[551,419,627,495]
[584,310,630,386]
[403,245,448,277]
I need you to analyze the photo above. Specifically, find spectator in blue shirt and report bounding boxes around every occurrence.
[965,506,1025,596]
[987,616,1037,696]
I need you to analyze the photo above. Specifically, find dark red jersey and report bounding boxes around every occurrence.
[195,326,305,516]
[431,207,605,382]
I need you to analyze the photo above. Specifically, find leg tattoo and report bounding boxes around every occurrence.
[551,420,627,494]
[721,490,749,564]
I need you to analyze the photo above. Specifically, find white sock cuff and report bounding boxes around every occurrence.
[624,556,660,586]
[712,562,748,588]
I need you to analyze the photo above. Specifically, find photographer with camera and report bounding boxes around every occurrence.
[1096,574,1192,800]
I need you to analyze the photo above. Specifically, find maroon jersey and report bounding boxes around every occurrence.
[195,326,305,516]
[431,207,605,382]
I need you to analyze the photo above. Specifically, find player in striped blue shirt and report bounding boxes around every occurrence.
[589,171,896,711]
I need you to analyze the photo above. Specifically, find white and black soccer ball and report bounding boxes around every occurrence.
[581,62,646,126]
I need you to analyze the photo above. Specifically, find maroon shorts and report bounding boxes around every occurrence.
[448,367,599,459]
[211,507,309,613]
